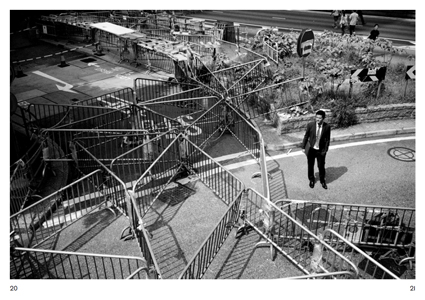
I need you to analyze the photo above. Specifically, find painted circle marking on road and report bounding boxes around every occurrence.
[387,147,415,162]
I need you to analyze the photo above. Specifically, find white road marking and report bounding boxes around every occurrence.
[272,17,286,20]
[222,136,415,171]
[33,70,78,94]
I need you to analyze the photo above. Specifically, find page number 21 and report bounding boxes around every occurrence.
[410,286,415,291]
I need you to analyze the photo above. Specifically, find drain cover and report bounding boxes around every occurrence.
[387,147,415,162]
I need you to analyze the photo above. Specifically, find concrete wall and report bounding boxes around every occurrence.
[277,103,415,135]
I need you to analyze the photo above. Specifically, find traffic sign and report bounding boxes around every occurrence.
[351,67,386,82]
[297,29,314,57]
[405,65,415,80]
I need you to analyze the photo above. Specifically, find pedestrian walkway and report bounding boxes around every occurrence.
[256,117,415,152]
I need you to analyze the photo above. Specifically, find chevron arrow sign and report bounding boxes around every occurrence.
[352,67,386,82]
[405,65,415,80]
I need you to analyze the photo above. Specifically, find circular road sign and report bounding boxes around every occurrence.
[297,29,314,58]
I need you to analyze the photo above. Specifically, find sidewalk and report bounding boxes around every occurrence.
[256,117,415,152]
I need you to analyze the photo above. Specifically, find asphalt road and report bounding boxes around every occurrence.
[187,10,415,45]
[227,137,415,209]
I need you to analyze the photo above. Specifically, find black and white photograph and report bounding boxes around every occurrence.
[6,1,421,298]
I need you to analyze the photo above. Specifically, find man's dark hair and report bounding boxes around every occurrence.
[316,110,326,119]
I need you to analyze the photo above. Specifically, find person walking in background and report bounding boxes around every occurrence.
[301,110,331,190]
[330,10,341,28]
[349,10,359,36]
[340,11,348,36]
[368,24,380,40]
[358,10,366,25]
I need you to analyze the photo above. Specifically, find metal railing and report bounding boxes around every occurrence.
[179,190,244,279]
[134,78,198,102]
[10,246,148,279]
[10,160,33,215]
[322,229,400,279]
[10,169,115,249]
[241,188,362,278]
[284,271,356,279]
[230,77,305,120]
[263,39,279,65]
[109,130,180,184]
[50,145,163,278]
[131,134,182,218]
[185,137,244,205]
[276,199,415,249]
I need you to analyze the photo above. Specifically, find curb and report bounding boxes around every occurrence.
[265,127,415,152]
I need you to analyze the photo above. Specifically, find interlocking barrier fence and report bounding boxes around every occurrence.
[72,144,163,278]
[238,188,401,279]
[11,14,415,279]
[263,39,279,65]
[229,77,306,120]
[10,169,115,249]
[178,191,244,279]
[10,160,33,215]
[11,247,149,279]
[276,199,415,249]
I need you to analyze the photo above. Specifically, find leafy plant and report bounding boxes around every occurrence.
[331,98,358,128]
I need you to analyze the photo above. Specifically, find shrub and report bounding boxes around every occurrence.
[331,98,358,128]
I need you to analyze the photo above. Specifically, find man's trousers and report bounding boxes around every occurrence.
[307,148,326,183]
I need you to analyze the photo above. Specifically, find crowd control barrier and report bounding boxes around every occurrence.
[179,191,244,279]
[10,247,149,279]
[237,188,401,279]
[276,200,415,249]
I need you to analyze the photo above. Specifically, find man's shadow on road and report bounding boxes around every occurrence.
[315,166,348,184]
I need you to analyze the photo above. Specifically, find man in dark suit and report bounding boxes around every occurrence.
[301,110,331,189]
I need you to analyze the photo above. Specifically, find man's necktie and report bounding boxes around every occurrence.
[315,125,321,148]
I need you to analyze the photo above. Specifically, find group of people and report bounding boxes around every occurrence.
[331,10,379,40]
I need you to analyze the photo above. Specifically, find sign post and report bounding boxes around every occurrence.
[297,29,314,78]
[404,65,415,99]
[297,29,314,106]
[350,67,387,99]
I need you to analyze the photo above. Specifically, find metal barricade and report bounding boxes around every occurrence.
[284,271,356,279]
[130,134,183,218]
[10,169,115,249]
[179,190,244,279]
[276,200,415,249]
[184,99,225,150]
[124,190,163,279]
[230,77,305,120]
[196,59,266,97]
[263,40,279,65]
[240,188,363,278]
[79,11,111,23]
[10,247,148,279]
[141,91,212,119]
[225,103,261,162]
[322,229,400,279]
[134,78,198,102]
[24,88,134,129]
[110,130,179,184]
[10,160,32,215]
[185,137,244,205]
[142,28,173,40]
[134,47,175,74]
